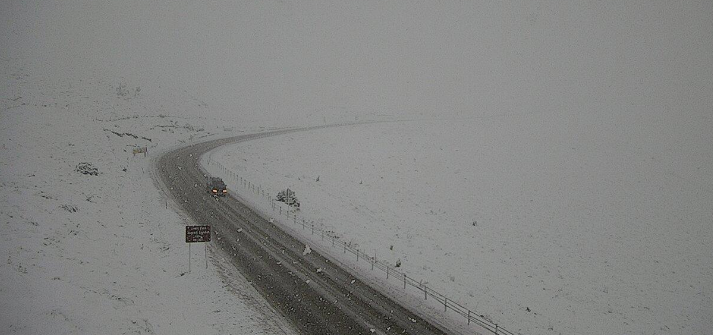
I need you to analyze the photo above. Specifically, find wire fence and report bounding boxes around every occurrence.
[209,158,520,335]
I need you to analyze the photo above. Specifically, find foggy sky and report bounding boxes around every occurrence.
[2,0,711,121]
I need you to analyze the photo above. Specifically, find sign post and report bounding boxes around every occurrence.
[186,225,211,273]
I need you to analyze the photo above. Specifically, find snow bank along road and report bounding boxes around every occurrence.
[155,129,453,335]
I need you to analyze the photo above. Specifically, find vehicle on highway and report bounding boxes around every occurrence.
[207,177,227,197]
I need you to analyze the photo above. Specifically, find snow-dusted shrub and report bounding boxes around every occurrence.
[75,162,99,176]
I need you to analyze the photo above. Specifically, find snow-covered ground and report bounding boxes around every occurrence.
[210,114,712,335]
[3,0,712,334]
[0,77,304,334]
[0,11,307,330]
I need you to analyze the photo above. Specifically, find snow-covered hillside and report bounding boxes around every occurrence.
[211,115,712,334]
[0,71,303,333]
[0,4,303,329]
[3,0,712,334]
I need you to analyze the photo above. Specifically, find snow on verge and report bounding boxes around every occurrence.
[208,120,713,335]
[0,76,296,335]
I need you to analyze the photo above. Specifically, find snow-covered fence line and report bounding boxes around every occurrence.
[209,159,519,335]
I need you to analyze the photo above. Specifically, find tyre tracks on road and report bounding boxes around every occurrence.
[155,128,453,335]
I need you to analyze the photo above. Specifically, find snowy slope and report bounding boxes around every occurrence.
[0,6,304,330]
[3,0,712,334]
[211,115,712,335]
[203,1,713,332]
[0,74,302,334]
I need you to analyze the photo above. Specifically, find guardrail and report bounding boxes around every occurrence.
[209,158,521,335]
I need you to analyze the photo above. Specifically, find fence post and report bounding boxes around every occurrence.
[311,224,314,235]
[425,287,427,300]
[356,249,359,262]
[386,266,389,279]
[404,275,406,289]
[467,310,471,325]
[344,241,346,253]
[444,297,448,312]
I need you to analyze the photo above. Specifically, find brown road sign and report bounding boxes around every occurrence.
[186,225,211,243]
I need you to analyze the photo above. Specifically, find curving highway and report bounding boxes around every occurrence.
[154,128,454,335]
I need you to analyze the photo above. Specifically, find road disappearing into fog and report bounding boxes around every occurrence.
[155,128,453,335]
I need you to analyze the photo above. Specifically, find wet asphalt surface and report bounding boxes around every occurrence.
[154,129,453,335]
